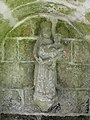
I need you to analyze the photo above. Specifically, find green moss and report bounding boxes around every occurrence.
[3,0,36,9]
[19,63,35,88]
[12,1,75,20]
[19,40,35,61]
[56,20,80,38]
[85,12,90,23]
[0,18,12,61]
[73,41,90,64]
[0,18,11,41]
[4,38,18,61]
[0,42,2,61]
[73,22,90,36]
[0,62,35,89]
[78,0,85,2]
[13,2,47,20]
[8,19,34,37]
[57,63,90,88]
[8,17,47,37]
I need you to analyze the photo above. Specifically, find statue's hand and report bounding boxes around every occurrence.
[36,56,43,64]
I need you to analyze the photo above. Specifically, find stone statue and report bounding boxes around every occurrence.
[33,21,63,111]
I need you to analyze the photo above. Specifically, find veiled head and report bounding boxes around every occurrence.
[40,21,52,38]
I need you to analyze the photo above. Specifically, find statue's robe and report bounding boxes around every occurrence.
[33,38,62,111]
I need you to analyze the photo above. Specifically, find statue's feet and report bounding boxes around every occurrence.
[34,94,56,112]
[48,103,61,113]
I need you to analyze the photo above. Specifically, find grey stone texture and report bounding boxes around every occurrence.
[1,114,38,120]
[0,89,24,113]
[0,62,34,88]
[72,41,90,64]
[57,64,90,88]
[0,114,90,120]
[4,38,18,61]
[0,0,90,119]
[19,40,35,61]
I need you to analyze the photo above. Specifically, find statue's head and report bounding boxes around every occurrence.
[40,21,52,39]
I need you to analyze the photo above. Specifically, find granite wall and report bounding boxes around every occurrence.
[0,0,90,119]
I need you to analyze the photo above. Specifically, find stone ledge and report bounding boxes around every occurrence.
[1,112,90,117]
[1,113,89,120]
[0,88,90,115]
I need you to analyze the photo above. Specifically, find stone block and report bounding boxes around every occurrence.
[19,40,35,61]
[19,62,35,88]
[72,41,90,64]
[0,18,11,41]
[41,116,83,120]
[23,87,40,112]
[57,63,90,88]
[1,62,19,88]
[0,89,24,113]
[24,87,33,106]
[0,62,35,88]
[1,114,37,120]
[0,63,3,87]
[56,20,80,38]
[0,89,2,113]
[0,41,2,61]
[4,38,18,61]
[76,90,89,114]
[57,90,77,114]
[1,114,88,120]
[8,19,36,37]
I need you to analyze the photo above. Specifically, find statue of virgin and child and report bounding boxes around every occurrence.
[33,20,63,111]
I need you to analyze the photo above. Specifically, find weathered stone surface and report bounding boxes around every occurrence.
[0,18,11,41]
[8,20,35,37]
[57,63,90,88]
[73,22,90,37]
[4,38,18,61]
[0,41,2,61]
[7,17,46,37]
[77,90,89,113]
[0,63,3,88]
[41,116,85,120]
[1,114,37,120]
[0,89,23,112]
[1,62,19,88]
[3,0,36,9]
[0,62,34,88]
[56,20,80,38]
[57,90,77,113]
[23,87,40,112]
[72,41,90,64]
[19,62,34,88]
[19,40,35,61]
[1,114,89,120]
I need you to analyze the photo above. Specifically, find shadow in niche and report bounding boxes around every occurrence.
[0,113,37,120]
[42,116,89,120]
[0,114,90,120]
